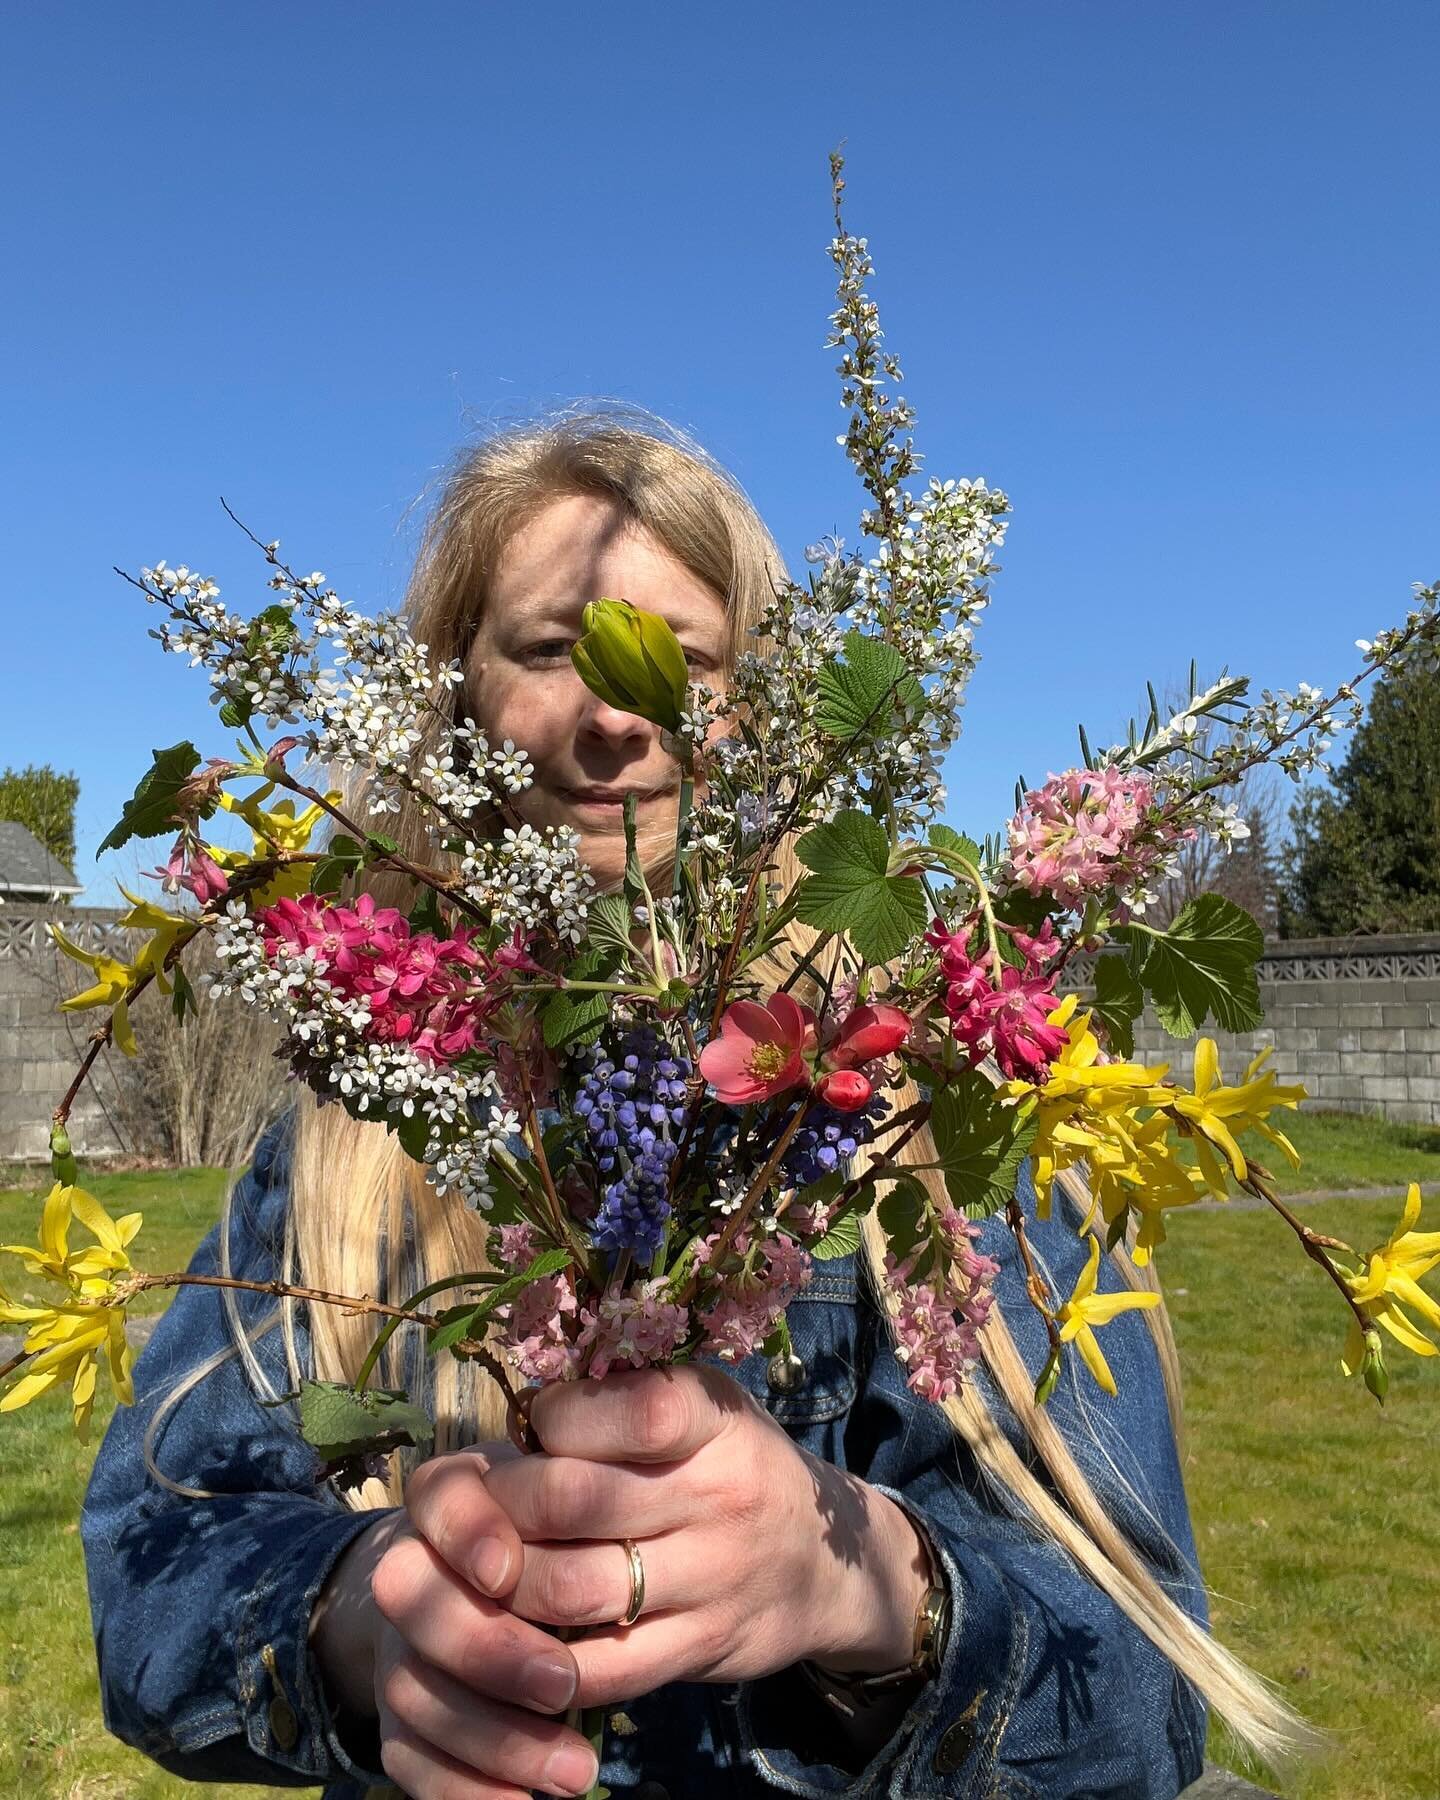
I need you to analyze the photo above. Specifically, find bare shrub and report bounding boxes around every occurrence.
[112,935,289,1168]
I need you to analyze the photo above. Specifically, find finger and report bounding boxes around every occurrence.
[378,1650,600,1799]
[568,1611,734,1708]
[484,1452,693,1542]
[376,1720,553,1800]
[371,1534,579,1714]
[529,1364,752,1464]
[510,1531,690,1629]
[405,1443,524,1597]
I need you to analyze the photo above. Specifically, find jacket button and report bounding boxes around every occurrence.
[766,1350,807,1393]
[267,1695,299,1751]
[933,1691,986,1774]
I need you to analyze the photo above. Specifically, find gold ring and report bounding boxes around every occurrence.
[619,1537,645,1628]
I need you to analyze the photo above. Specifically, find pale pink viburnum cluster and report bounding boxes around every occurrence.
[1006,767,1179,906]
[887,1204,1002,1404]
[256,892,537,1067]
[495,1223,692,1382]
[493,1221,815,1379]
[925,917,1067,1082]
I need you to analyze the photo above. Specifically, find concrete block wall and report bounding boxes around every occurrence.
[0,906,127,1161]
[1119,934,1440,1125]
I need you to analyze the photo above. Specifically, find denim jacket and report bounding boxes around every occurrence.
[82,1123,1209,1799]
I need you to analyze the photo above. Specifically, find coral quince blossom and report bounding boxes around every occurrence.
[825,1002,912,1068]
[699,993,816,1104]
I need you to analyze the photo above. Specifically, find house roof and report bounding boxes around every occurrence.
[0,819,83,896]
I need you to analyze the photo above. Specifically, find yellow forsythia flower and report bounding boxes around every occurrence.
[49,926,142,1055]
[1340,1183,1440,1376]
[213,782,337,902]
[0,1184,142,1441]
[1053,1235,1162,1396]
[1168,1040,1304,1199]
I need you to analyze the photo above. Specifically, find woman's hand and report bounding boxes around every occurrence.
[484,1364,932,1708]
[312,1444,604,1799]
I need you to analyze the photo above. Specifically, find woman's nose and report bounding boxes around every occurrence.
[579,695,655,747]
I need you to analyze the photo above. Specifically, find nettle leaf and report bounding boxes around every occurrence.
[930,1071,1036,1219]
[1089,953,1144,1058]
[795,811,928,966]
[99,742,201,853]
[1116,894,1264,1037]
[298,1378,434,1464]
[587,892,638,963]
[427,1250,571,1354]
[816,631,924,743]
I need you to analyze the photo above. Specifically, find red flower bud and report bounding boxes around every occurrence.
[830,1003,912,1068]
[815,1068,874,1112]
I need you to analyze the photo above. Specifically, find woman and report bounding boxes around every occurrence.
[82,417,1299,1799]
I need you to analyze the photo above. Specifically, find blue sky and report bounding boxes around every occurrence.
[3,2,1436,901]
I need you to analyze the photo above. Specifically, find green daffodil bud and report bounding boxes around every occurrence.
[1361,1327,1389,1405]
[571,598,689,734]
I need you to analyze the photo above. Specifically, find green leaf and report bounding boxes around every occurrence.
[311,833,366,896]
[816,631,924,743]
[365,832,400,858]
[622,791,644,905]
[1089,953,1144,1058]
[297,1378,434,1463]
[99,742,201,853]
[408,884,445,935]
[929,1071,1036,1219]
[877,1175,927,1263]
[170,962,198,1024]
[759,1313,793,1362]
[427,1250,571,1353]
[1115,894,1264,1037]
[587,892,638,963]
[541,948,614,1049]
[795,811,928,966]
[246,602,299,660]
[928,823,982,868]
[217,695,253,730]
[810,1210,862,1260]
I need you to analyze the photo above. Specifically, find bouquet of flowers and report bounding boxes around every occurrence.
[6,155,1439,1485]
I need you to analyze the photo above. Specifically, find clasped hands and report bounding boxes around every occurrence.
[360,1362,930,1800]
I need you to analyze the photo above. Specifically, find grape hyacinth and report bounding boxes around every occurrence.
[574,1026,693,1261]
[782,1093,892,1192]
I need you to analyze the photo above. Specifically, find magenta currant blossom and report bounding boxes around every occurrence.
[925,918,1068,1081]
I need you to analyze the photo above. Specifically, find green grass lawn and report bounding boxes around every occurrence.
[2,1134,1438,1798]
[1268,1105,1440,1196]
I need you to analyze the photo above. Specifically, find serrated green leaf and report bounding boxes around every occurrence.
[246,602,299,659]
[99,742,201,853]
[217,696,252,729]
[815,631,924,742]
[1115,894,1264,1037]
[587,892,638,963]
[809,1209,862,1260]
[427,1250,571,1353]
[928,823,982,868]
[795,811,928,966]
[366,832,400,858]
[297,1378,434,1463]
[930,1072,1035,1218]
[542,947,614,1049]
[1089,953,1144,1058]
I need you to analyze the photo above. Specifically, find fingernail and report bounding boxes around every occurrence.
[524,1652,577,1713]
[472,1537,512,1595]
[542,1741,598,1796]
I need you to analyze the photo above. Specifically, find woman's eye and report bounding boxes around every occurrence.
[524,640,573,663]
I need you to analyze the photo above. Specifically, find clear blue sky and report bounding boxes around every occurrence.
[3,2,1436,902]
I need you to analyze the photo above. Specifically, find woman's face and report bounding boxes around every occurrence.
[465,492,730,891]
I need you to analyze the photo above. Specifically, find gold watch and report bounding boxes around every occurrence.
[800,1528,951,1717]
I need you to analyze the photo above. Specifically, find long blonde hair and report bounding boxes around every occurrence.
[207,412,1303,1768]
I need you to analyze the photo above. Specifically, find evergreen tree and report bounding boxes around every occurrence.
[0,764,80,869]
[1280,661,1440,935]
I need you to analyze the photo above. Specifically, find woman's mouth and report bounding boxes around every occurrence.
[560,784,667,815]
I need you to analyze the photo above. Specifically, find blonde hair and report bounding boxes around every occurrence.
[189,412,1304,1769]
